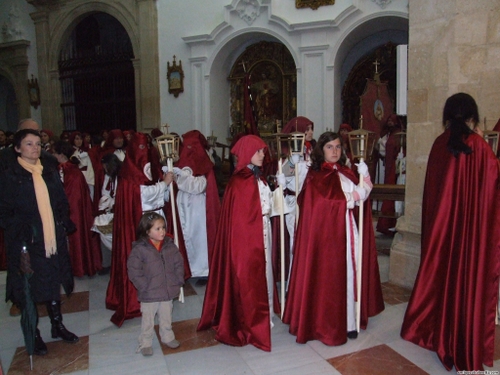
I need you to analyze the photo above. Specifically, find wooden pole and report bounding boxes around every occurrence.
[278,159,286,318]
[167,158,184,303]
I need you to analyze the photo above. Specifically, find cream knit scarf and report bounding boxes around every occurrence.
[17,157,57,257]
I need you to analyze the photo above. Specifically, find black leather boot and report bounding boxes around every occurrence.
[46,301,79,343]
[34,328,48,355]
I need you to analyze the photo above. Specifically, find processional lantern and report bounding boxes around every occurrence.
[207,131,217,148]
[348,115,377,162]
[483,131,499,155]
[155,123,180,163]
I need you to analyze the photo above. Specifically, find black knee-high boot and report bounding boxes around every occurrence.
[46,301,79,343]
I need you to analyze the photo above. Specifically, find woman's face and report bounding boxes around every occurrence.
[0,130,6,144]
[84,134,91,143]
[74,135,83,148]
[40,132,50,144]
[323,138,342,164]
[16,134,42,165]
[304,125,314,142]
[250,148,266,167]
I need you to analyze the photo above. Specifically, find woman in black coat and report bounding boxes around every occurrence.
[0,129,79,356]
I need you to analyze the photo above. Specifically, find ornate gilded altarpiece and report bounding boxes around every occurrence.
[228,41,297,137]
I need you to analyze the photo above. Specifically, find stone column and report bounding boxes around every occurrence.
[390,0,500,289]
[136,0,161,130]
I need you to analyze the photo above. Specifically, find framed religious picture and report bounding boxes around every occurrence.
[295,0,335,10]
[167,55,184,98]
[28,74,40,109]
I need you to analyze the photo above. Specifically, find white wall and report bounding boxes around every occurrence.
[157,0,409,141]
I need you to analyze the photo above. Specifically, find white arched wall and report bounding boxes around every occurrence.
[179,1,409,141]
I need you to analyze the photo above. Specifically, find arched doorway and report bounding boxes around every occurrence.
[58,12,136,134]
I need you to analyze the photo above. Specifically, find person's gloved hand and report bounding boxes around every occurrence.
[355,161,369,178]
[162,166,169,174]
[289,154,300,167]
[172,167,182,176]
[276,173,286,187]
[354,186,367,201]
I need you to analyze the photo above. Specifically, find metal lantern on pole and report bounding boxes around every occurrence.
[289,131,305,228]
[483,131,499,155]
[154,126,184,302]
[207,131,217,149]
[347,115,376,333]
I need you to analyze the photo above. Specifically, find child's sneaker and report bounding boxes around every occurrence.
[164,339,180,349]
[141,347,153,356]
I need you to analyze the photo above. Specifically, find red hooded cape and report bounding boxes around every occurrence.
[197,135,277,352]
[283,163,384,345]
[401,129,500,371]
[60,162,102,277]
[176,130,221,262]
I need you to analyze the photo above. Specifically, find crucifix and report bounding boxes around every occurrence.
[162,123,170,134]
[373,59,380,74]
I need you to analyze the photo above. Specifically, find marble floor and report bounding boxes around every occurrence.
[1,238,500,375]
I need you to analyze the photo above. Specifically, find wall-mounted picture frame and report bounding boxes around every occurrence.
[167,55,184,98]
[28,74,40,109]
[296,0,335,10]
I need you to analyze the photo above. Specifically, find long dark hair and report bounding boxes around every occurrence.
[443,93,478,157]
[52,140,79,165]
[101,153,123,179]
[136,212,165,240]
[310,131,346,171]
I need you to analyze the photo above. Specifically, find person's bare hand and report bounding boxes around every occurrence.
[163,171,174,185]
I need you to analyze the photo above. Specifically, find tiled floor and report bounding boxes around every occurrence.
[1,240,500,374]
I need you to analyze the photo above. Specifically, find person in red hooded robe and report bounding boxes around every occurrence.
[401,93,500,372]
[197,135,282,352]
[105,132,190,327]
[69,131,95,200]
[89,129,126,214]
[283,131,384,345]
[273,116,315,284]
[172,130,220,279]
[52,141,102,277]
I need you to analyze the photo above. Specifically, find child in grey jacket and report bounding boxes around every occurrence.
[127,212,184,356]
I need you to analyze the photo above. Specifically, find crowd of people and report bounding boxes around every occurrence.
[0,91,499,372]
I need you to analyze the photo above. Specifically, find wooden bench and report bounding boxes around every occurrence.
[370,184,405,219]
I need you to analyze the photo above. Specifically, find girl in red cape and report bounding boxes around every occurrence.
[401,93,500,372]
[283,131,384,345]
[197,135,281,352]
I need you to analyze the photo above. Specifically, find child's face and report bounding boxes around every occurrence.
[250,148,266,167]
[148,219,166,244]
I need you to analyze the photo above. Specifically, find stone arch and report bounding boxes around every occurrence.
[30,0,159,133]
[331,13,409,129]
[207,30,298,142]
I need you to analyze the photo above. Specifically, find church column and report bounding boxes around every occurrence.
[188,58,207,134]
[30,10,63,130]
[298,45,330,131]
[136,0,160,129]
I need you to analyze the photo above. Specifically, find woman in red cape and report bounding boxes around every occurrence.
[401,93,500,372]
[197,135,279,352]
[283,132,384,346]
[52,141,102,277]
